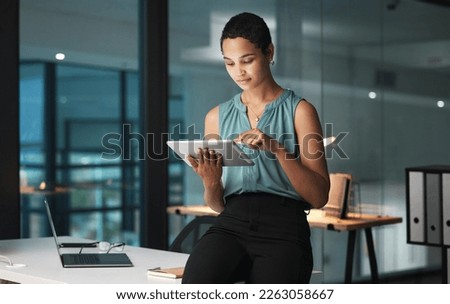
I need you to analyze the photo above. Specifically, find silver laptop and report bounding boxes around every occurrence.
[44,199,133,268]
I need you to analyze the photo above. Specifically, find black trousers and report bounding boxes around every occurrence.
[182,192,313,284]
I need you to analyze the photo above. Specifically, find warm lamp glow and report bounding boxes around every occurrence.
[323,136,336,147]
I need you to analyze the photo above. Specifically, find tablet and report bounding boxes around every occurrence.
[167,140,254,167]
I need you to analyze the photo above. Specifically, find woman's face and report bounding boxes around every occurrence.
[222,37,273,91]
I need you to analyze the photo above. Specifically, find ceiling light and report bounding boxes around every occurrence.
[368,91,377,99]
[55,53,65,60]
[437,100,445,108]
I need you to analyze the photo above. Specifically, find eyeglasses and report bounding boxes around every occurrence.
[78,241,126,254]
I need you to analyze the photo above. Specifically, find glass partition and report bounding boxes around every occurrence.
[19,0,140,245]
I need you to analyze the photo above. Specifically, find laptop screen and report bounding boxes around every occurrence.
[43,199,64,255]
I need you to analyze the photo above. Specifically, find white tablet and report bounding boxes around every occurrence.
[167,139,254,167]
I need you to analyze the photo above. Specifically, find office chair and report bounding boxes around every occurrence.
[168,216,217,254]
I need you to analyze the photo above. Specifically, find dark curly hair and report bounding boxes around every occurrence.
[220,12,272,55]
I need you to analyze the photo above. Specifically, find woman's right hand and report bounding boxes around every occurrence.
[187,148,223,188]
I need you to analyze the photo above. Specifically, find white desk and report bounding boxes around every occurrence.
[0,237,189,284]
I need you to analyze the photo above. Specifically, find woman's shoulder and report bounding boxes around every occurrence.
[294,98,322,132]
[220,93,241,108]
[296,98,318,115]
[205,94,240,139]
[207,93,238,116]
[275,88,302,108]
[207,95,236,118]
[205,105,220,120]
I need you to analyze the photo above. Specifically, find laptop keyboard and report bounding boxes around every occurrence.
[66,254,101,265]
[62,253,132,267]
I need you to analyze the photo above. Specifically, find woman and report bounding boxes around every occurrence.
[182,12,329,284]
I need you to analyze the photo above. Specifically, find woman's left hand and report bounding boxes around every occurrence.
[235,128,280,153]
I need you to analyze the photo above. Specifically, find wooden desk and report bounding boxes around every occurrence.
[0,237,189,284]
[167,205,402,283]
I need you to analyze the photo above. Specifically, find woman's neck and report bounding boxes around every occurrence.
[242,84,284,106]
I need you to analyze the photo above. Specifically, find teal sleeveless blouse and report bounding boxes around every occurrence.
[219,89,305,201]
